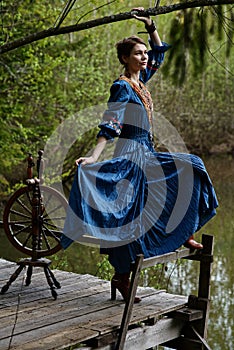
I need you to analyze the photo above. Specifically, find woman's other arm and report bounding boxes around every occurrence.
[75,136,107,166]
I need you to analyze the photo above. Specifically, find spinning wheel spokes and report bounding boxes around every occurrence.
[16,195,32,213]
[3,185,67,258]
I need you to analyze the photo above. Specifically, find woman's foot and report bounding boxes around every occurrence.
[184,235,203,250]
[111,273,141,303]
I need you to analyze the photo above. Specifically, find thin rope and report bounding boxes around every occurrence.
[7,268,26,350]
[54,0,77,29]
[76,0,117,24]
[154,0,161,9]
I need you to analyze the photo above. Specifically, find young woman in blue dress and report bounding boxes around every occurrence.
[60,7,218,303]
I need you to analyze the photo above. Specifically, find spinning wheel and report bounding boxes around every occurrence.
[1,151,68,299]
[3,185,67,258]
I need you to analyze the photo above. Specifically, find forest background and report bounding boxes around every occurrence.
[0,0,233,201]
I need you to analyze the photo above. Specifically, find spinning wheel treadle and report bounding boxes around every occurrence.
[1,151,68,299]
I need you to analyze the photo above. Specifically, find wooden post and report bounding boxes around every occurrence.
[197,234,214,339]
[27,153,34,179]
[37,149,44,183]
[115,254,144,350]
[183,234,214,349]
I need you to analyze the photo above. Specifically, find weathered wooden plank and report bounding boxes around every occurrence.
[0,275,104,303]
[141,248,195,269]
[0,279,110,315]
[13,327,96,350]
[1,288,187,332]
[0,262,55,282]
[0,291,109,333]
[0,273,101,301]
[124,317,185,350]
[0,289,154,341]
[0,269,93,294]
[80,292,188,334]
[0,259,15,267]
[167,307,203,322]
[0,289,113,336]
[0,324,99,350]
[0,290,162,347]
[79,318,186,350]
[0,263,19,281]
[0,280,157,316]
[0,260,97,299]
[0,279,111,316]
[0,273,108,308]
[0,282,109,312]
[0,290,187,345]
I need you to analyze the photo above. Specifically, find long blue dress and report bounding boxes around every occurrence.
[60,41,218,273]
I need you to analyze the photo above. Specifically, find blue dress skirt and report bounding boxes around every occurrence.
[60,42,218,273]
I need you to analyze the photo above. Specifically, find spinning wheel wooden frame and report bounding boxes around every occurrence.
[1,151,68,299]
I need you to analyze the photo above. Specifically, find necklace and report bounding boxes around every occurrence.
[119,75,154,143]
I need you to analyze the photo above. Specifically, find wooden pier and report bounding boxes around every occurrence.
[0,234,213,350]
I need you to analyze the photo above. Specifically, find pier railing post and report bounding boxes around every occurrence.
[196,234,214,343]
[182,234,214,350]
[115,254,144,350]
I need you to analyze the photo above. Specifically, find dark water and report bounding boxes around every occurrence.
[0,155,233,349]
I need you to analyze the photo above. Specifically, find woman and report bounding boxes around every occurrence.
[60,8,218,302]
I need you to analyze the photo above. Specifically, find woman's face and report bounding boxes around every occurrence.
[123,43,148,73]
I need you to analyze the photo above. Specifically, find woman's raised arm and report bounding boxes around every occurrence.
[131,7,162,46]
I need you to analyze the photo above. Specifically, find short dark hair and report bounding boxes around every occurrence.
[116,36,147,65]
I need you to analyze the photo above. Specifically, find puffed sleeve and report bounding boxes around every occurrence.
[140,41,171,83]
[97,81,130,141]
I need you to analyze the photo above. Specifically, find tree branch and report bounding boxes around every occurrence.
[1,0,233,54]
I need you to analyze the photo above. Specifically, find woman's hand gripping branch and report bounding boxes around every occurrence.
[131,7,162,46]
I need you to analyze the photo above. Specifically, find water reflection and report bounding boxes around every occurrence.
[0,155,233,349]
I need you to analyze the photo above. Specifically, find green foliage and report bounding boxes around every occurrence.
[162,6,233,85]
[96,255,114,281]
[151,67,233,155]
[51,251,69,271]
[0,0,233,197]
